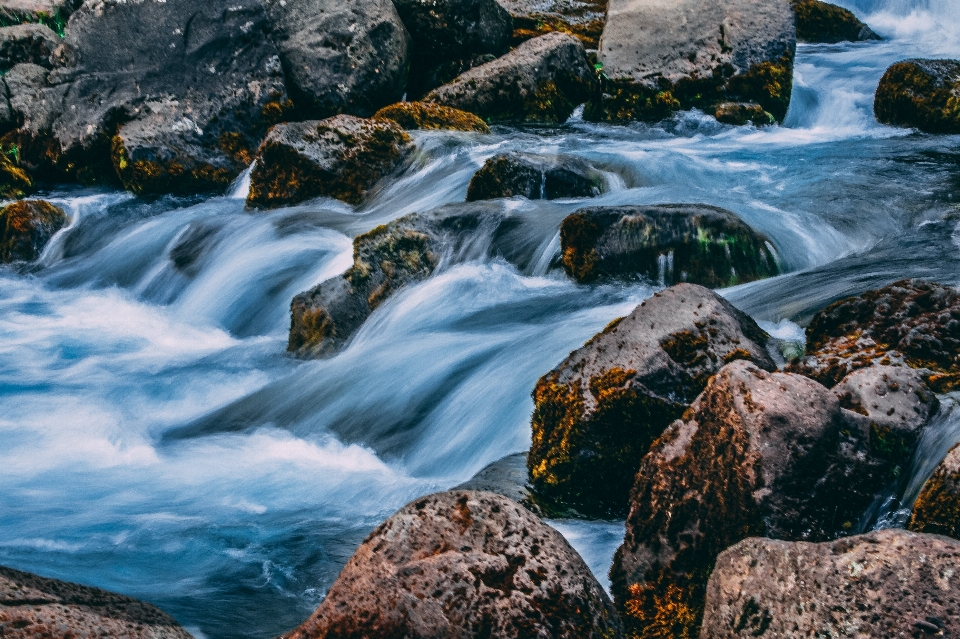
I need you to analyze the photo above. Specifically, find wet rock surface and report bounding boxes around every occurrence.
[374,101,490,132]
[467,152,601,201]
[700,529,960,639]
[284,490,623,639]
[910,442,960,539]
[498,0,607,49]
[0,23,59,72]
[875,59,960,134]
[0,199,67,262]
[792,0,880,43]
[714,102,775,127]
[454,453,537,512]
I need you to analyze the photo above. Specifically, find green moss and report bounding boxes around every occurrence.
[373,102,489,133]
[0,146,32,199]
[111,135,235,196]
[584,79,681,123]
[726,57,794,123]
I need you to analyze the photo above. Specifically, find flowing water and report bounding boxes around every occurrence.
[3,2,960,637]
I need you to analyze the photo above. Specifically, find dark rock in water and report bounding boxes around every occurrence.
[560,204,779,287]
[246,115,412,209]
[169,220,225,277]
[284,491,623,639]
[700,530,960,639]
[0,199,67,262]
[528,284,775,518]
[586,0,795,123]
[910,442,960,539]
[265,0,410,119]
[425,32,596,124]
[373,101,490,132]
[466,152,601,201]
[792,0,881,43]
[0,62,47,136]
[0,23,59,72]
[455,452,536,510]
[714,102,775,127]
[0,564,193,639]
[875,59,960,134]
[499,0,607,50]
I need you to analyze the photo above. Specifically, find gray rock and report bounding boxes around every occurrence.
[0,23,59,72]
[700,529,960,639]
[466,152,602,201]
[910,442,960,540]
[454,453,536,511]
[498,0,607,50]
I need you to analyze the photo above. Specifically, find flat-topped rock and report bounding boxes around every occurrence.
[374,101,490,132]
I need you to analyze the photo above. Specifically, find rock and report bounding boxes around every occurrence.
[0,23,59,72]
[713,102,775,126]
[586,0,796,123]
[466,152,601,201]
[875,59,960,134]
[425,32,596,124]
[284,491,623,639]
[373,101,490,132]
[0,564,193,639]
[498,0,607,50]
[699,529,960,639]
[0,199,67,262]
[0,0,80,35]
[0,147,33,199]
[528,284,775,518]
[246,115,412,209]
[559,204,779,287]
[910,442,960,539]
[792,0,880,43]
[265,0,410,118]
[454,453,537,511]
[788,279,960,390]
[611,360,901,639]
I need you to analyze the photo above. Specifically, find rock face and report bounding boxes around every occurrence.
[587,0,796,123]
[875,59,960,134]
[0,199,67,262]
[910,443,960,539]
[0,564,193,639]
[373,102,490,132]
[466,152,601,201]
[425,32,596,124]
[560,204,779,287]
[247,115,412,209]
[499,0,607,50]
[700,529,960,639]
[0,23,59,72]
[285,491,623,639]
[792,0,880,43]
[528,284,775,518]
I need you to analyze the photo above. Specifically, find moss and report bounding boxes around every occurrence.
[792,0,876,44]
[524,80,578,124]
[218,132,254,166]
[584,79,681,123]
[0,6,69,37]
[560,212,604,282]
[261,98,296,126]
[112,135,235,196]
[726,57,794,123]
[0,147,33,199]
[0,199,68,263]
[909,444,960,539]
[714,102,775,126]
[875,60,960,134]
[287,305,336,353]
[661,330,710,367]
[373,102,489,133]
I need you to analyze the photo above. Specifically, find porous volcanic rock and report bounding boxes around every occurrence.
[0,564,193,639]
[699,529,960,639]
[499,0,607,49]
[246,115,412,209]
[425,32,596,124]
[284,491,624,639]
[910,442,960,539]
[528,284,775,517]
[875,59,960,134]
[466,152,601,201]
[0,23,58,72]
[792,0,880,43]
[374,101,490,132]
[586,0,796,123]
[714,102,775,126]
[0,199,67,262]
[560,204,779,287]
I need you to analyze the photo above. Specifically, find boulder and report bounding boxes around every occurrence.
[559,204,779,287]
[792,0,880,43]
[425,32,596,124]
[528,284,775,518]
[611,360,903,639]
[910,442,960,539]
[0,147,33,199]
[284,491,623,639]
[0,23,59,72]
[713,102,775,126]
[264,0,410,118]
[0,199,67,262]
[875,59,960,134]
[246,115,412,209]
[699,529,960,639]
[373,101,490,132]
[498,0,607,50]
[0,564,193,639]
[586,0,796,123]
[466,152,602,201]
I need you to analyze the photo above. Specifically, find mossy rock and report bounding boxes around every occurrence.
[0,198,67,262]
[501,0,608,49]
[714,102,776,126]
[792,0,880,44]
[0,148,33,199]
[466,152,602,201]
[373,102,489,133]
[874,59,960,134]
[910,442,960,539]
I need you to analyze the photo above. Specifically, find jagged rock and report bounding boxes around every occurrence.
[454,453,537,512]
[792,0,880,43]
[586,0,796,123]
[0,564,192,639]
[0,23,58,72]
[373,101,490,132]
[559,204,779,287]
[425,32,596,124]
[498,0,607,50]
[611,360,907,639]
[466,152,601,201]
[700,529,960,639]
[528,284,775,518]
[713,102,775,126]
[788,279,960,390]
[910,442,960,539]
[875,59,960,134]
[284,491,624,639]
[0,199,67,262]
[246,115,412,209]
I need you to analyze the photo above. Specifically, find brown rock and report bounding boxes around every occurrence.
[373,101,490,132]
[713,102,774,127]
[910,442,960,539]
[0,199,67,262]
[792,0,881,44]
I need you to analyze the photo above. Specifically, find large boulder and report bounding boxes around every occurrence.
[586,0,796,123]
[246,115,412,209]
[560,204,779,287]
[910,442,960,539]
[373,101,490,132]
[700,529,960,639]
[528,284,775,518]
[0,564,193,639]
[792,0,880,43]
[425,32,596,124]
[466,152,602,201]
[498,0,607,50]
[0,199,67,263]
[0,23,59,72]
[875,59,960,134]
[284,491,623,639]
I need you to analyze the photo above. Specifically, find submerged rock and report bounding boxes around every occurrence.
[700,529,960,638]
[0,23,59,72]
[792,0,880,43]
[0,564,193,639]
[373,101,490,133]
[875,59,960,134]
[714,102,775,127]
[559,204,779,287]
[466,152,601,201]
[246,115,412,209]
[499,0,607,49]
[0,199,67,263]
[284,491,623,639]
[528,284,774,517]
[425,32,596,124]
[910,442,960,539]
